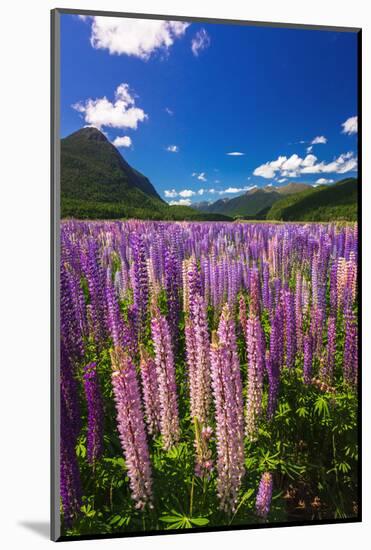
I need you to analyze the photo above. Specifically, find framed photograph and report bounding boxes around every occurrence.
[51,8,361,542]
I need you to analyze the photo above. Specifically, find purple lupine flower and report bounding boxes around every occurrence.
[164,247,181,346]
[311,306,325,358]
[151,308,180,449]
[105,269,135,354]
[303,333,313,384]
[111,348,153,509]
[249,267,261,318]
[322,316,336,383]
[60,393,82,526]
[60,260,85,365]
[185,315,197,417]
[82,239,108,347]
[329,262,338,316]
[210,329,245,513]
[217,304,244,439]
[183,256,202,313]
[60,340,81,441]
[270,304,284,372]
[283,289,296,369]
[262,262,270,310]
[343,306,358,386]
[190,293,212,426]
[239,294,248,342]
[82,362,104,465]
[245,315,265,439]
[130,234,149,337]
[139,350,161,436]
[256,472,273,519]
[295,273,303,354]
[266,351,279,419]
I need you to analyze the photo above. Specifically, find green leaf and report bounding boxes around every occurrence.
[190,518,209,526]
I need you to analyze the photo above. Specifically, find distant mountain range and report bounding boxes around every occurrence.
[193,179,357,221]
[61,128,231,221]
[193,183,312,218]
[61,127,357,222]
[266,178,357,221]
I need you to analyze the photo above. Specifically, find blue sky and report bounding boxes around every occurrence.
[61,14,358,205]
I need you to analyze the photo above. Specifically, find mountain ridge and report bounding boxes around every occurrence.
[60,127,231,222]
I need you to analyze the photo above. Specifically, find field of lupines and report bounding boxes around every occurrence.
[60,220,358,536]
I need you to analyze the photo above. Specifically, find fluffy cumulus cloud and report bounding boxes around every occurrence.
[164,189,178,198]
[311,135,327,145]
[166,145,179,153]
[192,172,207,182]
[72,83,147,130]
[342,116,358,135]
[169,199,192,206]
[81,16,189,59]
[254,151,357,178]
[178,189,195,198]
[315,178,334,184]
[191,28,211,56]
[165,107,174,115]
[226,151,245,156]
[112,135,132,148]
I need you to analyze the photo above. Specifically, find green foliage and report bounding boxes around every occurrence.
[266,178,358,221]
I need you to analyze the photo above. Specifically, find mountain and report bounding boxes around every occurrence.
[194,183,312,218]
[266,178,357,221]
[60,127,231,221]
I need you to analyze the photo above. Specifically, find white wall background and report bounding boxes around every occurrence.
[0,0,368,548]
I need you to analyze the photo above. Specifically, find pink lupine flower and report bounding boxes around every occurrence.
[111,348,153,510]
[151,308,180,449]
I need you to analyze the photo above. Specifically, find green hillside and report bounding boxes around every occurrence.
[61,127,231,222]
[266,178,357,221]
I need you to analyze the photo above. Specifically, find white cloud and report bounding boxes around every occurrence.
[192,172,207,182]
[169,199,192,206]
[179,189,195,198]
[306,145,313,154]
[164,189,178,198]
[83,17,189,59]
[112,135,132,148]
[254,151,357,178]
[166,145,179,153]
[253,163,276,179]
[191,28,211,56]
[72,83,147,130]
[311,135,327,145]
[315,178,334,184]
[277,178,287,183]
[165,107,174,115]
[223,187,245,194]
[198,189,205,195]
[342,116,358,135]
[219,185,257,195]
[226,151,245,156]
[301,154,318,167]
[300,152,357,174]
[281,154,304,172]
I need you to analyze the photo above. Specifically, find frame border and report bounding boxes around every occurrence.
[51,8,362,542]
